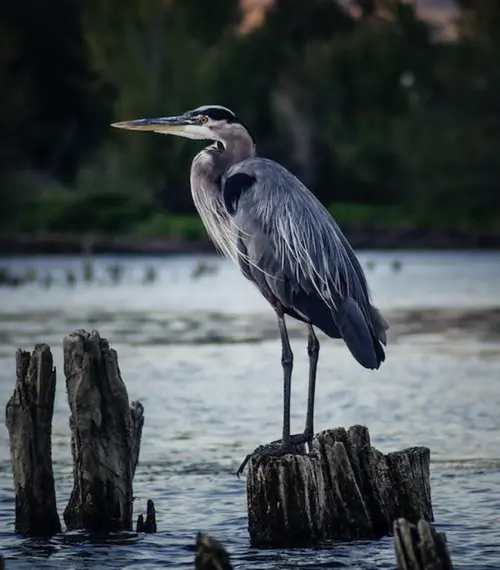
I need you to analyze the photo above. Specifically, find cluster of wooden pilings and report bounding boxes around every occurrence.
[5,330,150,535]
[3,329,454,569]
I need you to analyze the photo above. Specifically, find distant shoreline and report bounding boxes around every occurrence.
[1,226,499,256]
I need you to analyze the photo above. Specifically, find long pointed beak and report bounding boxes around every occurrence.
[111,115,188,133]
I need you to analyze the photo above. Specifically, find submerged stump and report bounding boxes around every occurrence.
[136,499,157,533]
[195,533,234,570]
[247,425,432,547]
[63,330,144,532]
[5,345,61,536]
[394,518,453,570]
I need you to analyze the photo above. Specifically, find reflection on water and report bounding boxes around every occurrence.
[0,251,499,569]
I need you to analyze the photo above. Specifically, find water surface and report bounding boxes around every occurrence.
[0,251,499,569]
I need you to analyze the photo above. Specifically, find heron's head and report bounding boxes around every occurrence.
[111,105,252,144]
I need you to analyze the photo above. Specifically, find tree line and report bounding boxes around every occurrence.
[1,0,499,237]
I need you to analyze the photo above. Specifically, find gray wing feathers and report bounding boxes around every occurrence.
[226,157,370,306]
[224,158,388,367]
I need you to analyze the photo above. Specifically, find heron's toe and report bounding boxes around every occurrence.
[236,437,309,477]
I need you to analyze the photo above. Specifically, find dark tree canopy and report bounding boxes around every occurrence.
[1,0,499,235]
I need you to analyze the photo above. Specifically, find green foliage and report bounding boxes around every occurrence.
[3,169,154,235]
[135,213,205,241]
[1,0,500,237]
[14,186,153,235]
[328,202,407,227]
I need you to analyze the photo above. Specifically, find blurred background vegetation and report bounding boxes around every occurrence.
[1,0,499,244]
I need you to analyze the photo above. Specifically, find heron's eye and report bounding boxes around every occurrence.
[199,116,208,124]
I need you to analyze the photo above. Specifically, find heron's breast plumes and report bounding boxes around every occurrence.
[190,152,240,263]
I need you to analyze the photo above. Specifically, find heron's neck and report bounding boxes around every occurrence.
[193,127,255,184]
[189,127,255,259]
[220,128,256,169]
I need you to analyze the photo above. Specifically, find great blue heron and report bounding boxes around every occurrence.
[112,105,389,474]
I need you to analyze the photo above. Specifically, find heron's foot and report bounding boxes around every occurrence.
[236,432,314,478]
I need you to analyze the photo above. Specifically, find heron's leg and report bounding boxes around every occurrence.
[304,324,319,438]
[277,308,293,444]
[236,308,304,477]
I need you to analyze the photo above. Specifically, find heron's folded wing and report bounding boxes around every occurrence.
[223,158,388,368]
[224,158,363,311]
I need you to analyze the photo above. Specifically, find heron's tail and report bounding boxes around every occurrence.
[369,304,389,346]
[335,298,386,370]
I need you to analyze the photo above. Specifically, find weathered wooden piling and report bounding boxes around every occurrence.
[5,345,61,536]
[5,330,146,538]
[246,425,432,547]
[394,518,453,570]
[62,330,144,532]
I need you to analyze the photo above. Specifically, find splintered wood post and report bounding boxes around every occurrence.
[136,499,157,533]
[63,330,144,532]
[394,518,453,570]
[246,425,433,547]
[195,533,234,570]
[5,345,61,536]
